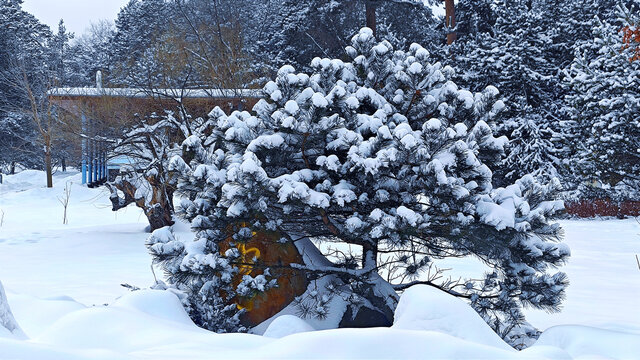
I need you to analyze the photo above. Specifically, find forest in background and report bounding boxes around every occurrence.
[2,0,639,201]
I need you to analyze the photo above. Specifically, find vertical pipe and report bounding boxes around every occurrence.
[103,148,108,181]
[97,141,102,181]
[93,139,98,184]
[101,143,105,181]
[101,142,105,181]
[81,113,87,184]
[88,136,93,184]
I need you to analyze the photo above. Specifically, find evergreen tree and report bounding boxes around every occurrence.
[244,0,439,73]
[565,2,640,200]
[0,0,51,172]
[454,0,562,185]
[70,20,116,87]
[453,0,629,188]
[149,28,569,346]
[48,20,74,86]
[108,0,174,86]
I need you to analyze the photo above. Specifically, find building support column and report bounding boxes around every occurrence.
[81,113,87,185]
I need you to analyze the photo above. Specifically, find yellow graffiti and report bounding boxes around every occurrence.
[237,243,260,275]
[236,241,260,311]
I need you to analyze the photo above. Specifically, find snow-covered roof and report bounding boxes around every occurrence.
[47,87,261,99]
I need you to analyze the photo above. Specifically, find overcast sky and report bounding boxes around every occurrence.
[22,0,130,36]
[21,0,448,37]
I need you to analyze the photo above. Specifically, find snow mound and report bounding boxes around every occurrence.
[0,280,26,339]
[392,285,512,350]
[0,324,13,338]
[241,328,521,359]
[533,325,640,359]
[35,290,204,352]
[263,315,315,338]
[0,337,117,360]
[7,293,86,338]
[518,345,572,360]
[110,289,193,325]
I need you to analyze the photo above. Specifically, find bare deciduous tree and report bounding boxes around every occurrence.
[58,181,71,224]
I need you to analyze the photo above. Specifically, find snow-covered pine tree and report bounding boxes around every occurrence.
[108,0,174,86]
[240,0,439,74]
[0,111,41,173]
[453,0,562,186]
[454,0,630,190]
[454,0,497,38]
[149,28,569,346]
[0,0,48,172]
[565,2,640,200]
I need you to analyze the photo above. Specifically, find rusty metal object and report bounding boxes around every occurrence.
[220,225,308,327]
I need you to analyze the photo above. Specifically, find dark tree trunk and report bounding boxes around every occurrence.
[105,176,175,232]
[45,146,53,188]
[366,0,377,35]
[10,162,15,175]
[61,157,66,172]
[445,0,457,44]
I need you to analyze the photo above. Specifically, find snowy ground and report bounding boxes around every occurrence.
[0,170,639,359]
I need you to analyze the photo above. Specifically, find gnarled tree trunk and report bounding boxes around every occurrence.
[105,172,175,232]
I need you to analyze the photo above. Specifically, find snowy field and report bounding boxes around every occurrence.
[0,170,639,359]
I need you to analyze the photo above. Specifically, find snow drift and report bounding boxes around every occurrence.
[0,280,26,339]
[2,170,639,359]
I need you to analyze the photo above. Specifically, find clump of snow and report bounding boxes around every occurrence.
[533,325,640,359]
[263,315,315,338]
[393,285,512,350]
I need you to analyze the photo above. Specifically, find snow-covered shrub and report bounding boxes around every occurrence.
[149,28,569,346]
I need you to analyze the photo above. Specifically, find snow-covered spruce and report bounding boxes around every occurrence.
[453,0,567,186]
[564,4,640,200]
[148,28,569,346]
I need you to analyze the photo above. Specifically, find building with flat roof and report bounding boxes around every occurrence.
[48,72,260,185]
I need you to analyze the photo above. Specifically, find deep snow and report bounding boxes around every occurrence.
[0,170,639,359]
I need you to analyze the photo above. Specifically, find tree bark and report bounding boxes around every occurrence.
[45,142,53,188]
[362,241,378,270]
[445,0,457,44]
[366,1,377,36]
[105,177,175,232]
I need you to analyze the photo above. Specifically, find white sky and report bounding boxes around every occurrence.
[21,0,450,37]
[21,0,130,36]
